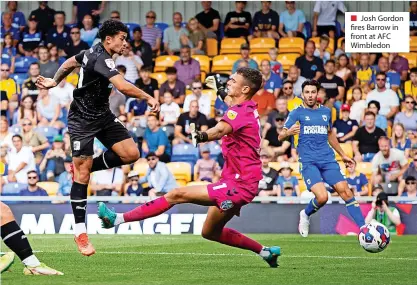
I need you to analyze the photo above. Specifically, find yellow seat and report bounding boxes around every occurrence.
[211,54,241,73]
[338,161,347,175]
[357,162,373,180]
[298,179,307,192]
[187,181,210,187]
[37,182,59,196]
[400,53,417,69]
[154,55,180,72]
[334,143,353,161]
[310,37,335,55]
[167,162,192,183]
[277,53,298,73]
[133,162,149,177]
[206,38,218,57]
[269,162,302,179]
[150,72,167,87]
[191,55,210,74]
[410,37,417,52]
[278,37,304,55]
[249,38,276,53]
[249,53,270,66]
[220,38,246,54]
[337,37,344,49]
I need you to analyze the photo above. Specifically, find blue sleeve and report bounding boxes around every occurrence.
[232,61,238,73]
[360,174,368,187]
[279,64,284,74]
[275,75,282,88]
[390,72,401,86]
[158,130,168,147]
[128,101,134,112]
[292,177,299,186]
[275,176,282,185]
[298,10,306,23]
[284,108,298,129]
[380,116,387,130]
[371,71,376,85]
[405,139,411,149]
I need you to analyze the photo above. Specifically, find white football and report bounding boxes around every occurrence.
[358,221,391,253]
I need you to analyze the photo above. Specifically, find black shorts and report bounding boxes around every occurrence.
[68,111,131,157]
[317,25,336,37]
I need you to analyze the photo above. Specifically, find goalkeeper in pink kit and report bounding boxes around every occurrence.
[98,67,281,267]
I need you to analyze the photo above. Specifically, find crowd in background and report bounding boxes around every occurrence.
[0,1,416,204]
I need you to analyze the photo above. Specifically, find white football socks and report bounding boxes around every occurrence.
[74,223,87,237]
[114,214,125,226]
[22,255,41,267]
[258,247,270,258]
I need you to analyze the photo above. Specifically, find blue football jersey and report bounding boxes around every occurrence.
[284,104,335,163]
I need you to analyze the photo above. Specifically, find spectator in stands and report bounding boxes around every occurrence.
[185,18,206,55]
[130,27,153,68]
[0,63,19,110]
[0,116,13,150]
[252,1,279,40]
[399,176,417,202]
[57,156,73,196]
[232,43,258,73]
[38,46,59,78]
[366,72,399,121]
[80,14,99,47]
[263,113,291,161]
[63,26,89,58]
[262,96,289,139]
[252,86,275,118]
[332,104,358,143]
[21,118,49,164]
[0,91,7,117]
[195,145,220,182]
[275,162,300,197]
[389,53,409,81]
[268,48,283,78]
[29,1,55,36]
[371,57,400,93]
[1,12,20,46]
[318,59,344,112]
[405,68,417,99]
[335,54,353,87]
[5,134,36,185]
[334,39,346,58]
[91,167,124,197]
[355,54,373,92]
[48,44,66,65]
[160,92,180,126]
[312,1,346,38]
[46,11,71,51]
[39,135,66,181]
[411,1,417,36]
[135,66,159,101]
[391,123,411,158]
[394,95,417,133]
[143,114,171,163]
[36,89,64,129]
[353,111,386,162]
[365,192,401,233]
[367,100,388,131]
[371,136,409,184]
[314,35,330,64]
[142,11,162,56]
[122,171,142,197]
[295,41,324,80]
[287,65,306,97]
[195,1,221,39]
[257,149,278,198]
[109,10,121,21]
[183,80,211,117]
[20,171,49,197]
[72,1,105,27]
[278,1,306,39]
[159,67,186,106]
[1,33,17,73]
[174,100,208,145]
[115,42,143,83]
[4,1,26,31]
[260,60,282,97]
[127,95,148,125]
[49,78,74,110]
[18,15,42,56]
[141,152,177,198]
[398,154,417,195]
[349,87,366,124]
[22,62,41,101]
[224,1,251,38]
[346,160,369,196]
[174,46,201,86]
[164,12,189,56]
[282,80,303,111]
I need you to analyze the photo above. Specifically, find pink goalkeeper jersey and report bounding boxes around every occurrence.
[221,100,262,183]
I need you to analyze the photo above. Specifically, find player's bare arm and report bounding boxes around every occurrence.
[190,121,233,147]
[35,56,80,89]
[109,74,160,112]
[327,130,354,166]
[278,124,300,141]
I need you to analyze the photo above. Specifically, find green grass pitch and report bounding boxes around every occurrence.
[1,234,417,285]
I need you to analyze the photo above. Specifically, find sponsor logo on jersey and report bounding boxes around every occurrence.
[303,125,328,134]
[73,141,81,151]
[305,116,310,121]
[322,115,327,121]
[220,200,234,211]
[105,58,116,69]
[227,110,238,120]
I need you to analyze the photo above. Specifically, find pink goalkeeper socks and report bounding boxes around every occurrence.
[217,228,263,253]
[123,196,173,222]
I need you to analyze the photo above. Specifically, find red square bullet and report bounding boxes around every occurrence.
[351,15,357,21]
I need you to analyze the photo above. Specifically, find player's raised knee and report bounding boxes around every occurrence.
[0,202,15,224]
[165,188,187,204]
[125,147,140,163]
[316,193,328,205]
[201,227,217,241]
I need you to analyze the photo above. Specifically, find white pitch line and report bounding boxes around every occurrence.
[33,250,417,261]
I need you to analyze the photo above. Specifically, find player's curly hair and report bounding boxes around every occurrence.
[99,19,129,41]
[301,80,321,92]
[236,67,263,97]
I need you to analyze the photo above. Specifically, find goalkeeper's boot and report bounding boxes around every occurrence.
[0,252,15,273]
[97,202,117,229]
[23,263,64,275]
[261,246,281,268]
[74,233,96,256]
[298,209,310,238]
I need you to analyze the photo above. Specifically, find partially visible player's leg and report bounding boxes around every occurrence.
[0,202,63,275]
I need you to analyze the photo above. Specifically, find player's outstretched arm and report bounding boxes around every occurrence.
[278,124,299,142]
[109,75,160,112]
[36,56,80,89]
[190,121,232,147]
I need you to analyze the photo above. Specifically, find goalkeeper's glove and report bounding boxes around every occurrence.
[205,74,228,101]
[190,123,208,147]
